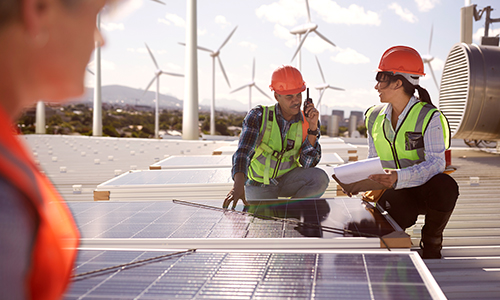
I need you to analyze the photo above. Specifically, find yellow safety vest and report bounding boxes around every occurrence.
[248,105,307,184]
[365,101,450,169]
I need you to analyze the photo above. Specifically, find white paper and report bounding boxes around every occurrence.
[333,157,386,184]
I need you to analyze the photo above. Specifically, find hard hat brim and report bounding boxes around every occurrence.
[273,85,306,95]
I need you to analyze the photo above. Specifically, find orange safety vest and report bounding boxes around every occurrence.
[0,107,80,300]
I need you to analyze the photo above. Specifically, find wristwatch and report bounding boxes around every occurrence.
[307,128,319,136]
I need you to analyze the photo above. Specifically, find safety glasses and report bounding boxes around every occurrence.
[375,72,394,83]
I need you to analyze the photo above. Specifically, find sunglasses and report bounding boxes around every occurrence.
[375,72,394,82]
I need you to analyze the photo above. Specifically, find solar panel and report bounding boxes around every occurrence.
[65,250,445,299]
[68,198,395,240]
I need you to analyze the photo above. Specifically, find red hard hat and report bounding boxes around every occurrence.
[269,65,306,95]
[377,46,425,76]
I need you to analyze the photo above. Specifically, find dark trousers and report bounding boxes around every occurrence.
[377,173,459,229]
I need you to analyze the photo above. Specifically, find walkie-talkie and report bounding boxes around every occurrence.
[303,88,312,117]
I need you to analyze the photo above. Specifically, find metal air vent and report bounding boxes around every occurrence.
[439,43,500,140]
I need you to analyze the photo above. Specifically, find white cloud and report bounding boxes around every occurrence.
[198,28,207,36]
[330,47,370,64]
[415,0,440,12]
[303,36,336,54]
[158,13,185,27]
[388,3,418,23]
[101,0,143,21]
[215,15,231,27]
[255,0,304,27]
[310,0,381,26]
[101,22,124,31]
[239,41,258,51]
[473,27,500,44]
[256,0,380,27]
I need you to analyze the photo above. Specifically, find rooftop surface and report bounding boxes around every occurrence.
[22,134,500,300]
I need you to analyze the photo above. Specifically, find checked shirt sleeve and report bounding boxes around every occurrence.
[231,107,263,180]
[299,120,321,168]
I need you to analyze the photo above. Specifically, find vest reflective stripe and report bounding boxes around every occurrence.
[0,108,79,300]
[248,105,304,184]
[365,101,450,170]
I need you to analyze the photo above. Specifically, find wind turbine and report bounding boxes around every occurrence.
[290,0,336,71]
[421,25,440,91]
[314,56,344,115]
[143,43,184,139]
[180,26,237,135]
[231,58,271,111]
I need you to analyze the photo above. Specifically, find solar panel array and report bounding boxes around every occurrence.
[66,250,442,300]
[68,198,394,240]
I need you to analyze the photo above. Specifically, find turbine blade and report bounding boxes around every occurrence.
[428,24,434,54]
[160,71,184,77]
[427,62,439,90]
[252,58,256,81]
[317,89,325,107]
[291,30,310,62]
[305,0,311,22]
[315,56,326,83]
[150,0,165,5]
[315,30,336,47]
[255,84,271,100]
[86,67,94,76]
[217,25,238,52]
[179,42,212,53]
[328,86,345,91]
[217,56,231,88]
[142,75,158,97]
[231,84,250,94]
[197,45,213,53]
[145,43,159,69]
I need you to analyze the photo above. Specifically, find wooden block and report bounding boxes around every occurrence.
[94,191,110,201]
[348,156,358,162]
[212,151,222,155]
[348,150,357,154]
[380,231,412,249]
[336,184,347,196]
[149,165,161,170]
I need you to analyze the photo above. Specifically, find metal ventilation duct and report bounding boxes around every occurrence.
[439,43,500,140]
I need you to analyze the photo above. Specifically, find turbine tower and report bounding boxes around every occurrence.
[314,56,344,115]
[231,58,271,111]
[290,0,336,70]
[421,25,440,91]
[143,43,184,139]
[180,26,237,135]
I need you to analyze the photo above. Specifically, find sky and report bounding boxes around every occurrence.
[88,0,500,115]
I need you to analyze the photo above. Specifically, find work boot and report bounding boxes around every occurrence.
[420,209,453,259]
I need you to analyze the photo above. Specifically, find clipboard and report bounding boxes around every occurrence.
[332,174,388,194]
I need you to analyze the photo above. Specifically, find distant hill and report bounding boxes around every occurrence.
[69,85,183,109]
[69,84,249,112]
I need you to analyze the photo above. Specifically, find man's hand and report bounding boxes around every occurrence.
[304,101,319,126]
[368,170,398,189]
[223,173,248,209]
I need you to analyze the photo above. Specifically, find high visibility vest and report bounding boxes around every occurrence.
[0,107,80,300]
[248,105,308,185]
[365,101,451,170]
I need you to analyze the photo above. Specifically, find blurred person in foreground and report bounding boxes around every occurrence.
[223,65,329,209]
[364,46,459,259]
[0,0,112,298]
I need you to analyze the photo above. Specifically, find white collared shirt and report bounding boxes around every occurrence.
[367,96,446,189]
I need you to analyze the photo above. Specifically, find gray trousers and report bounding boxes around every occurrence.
[245,167,330,200]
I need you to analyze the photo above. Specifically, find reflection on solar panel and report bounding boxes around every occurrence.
[68,199,394,239]
[66,250,444,299]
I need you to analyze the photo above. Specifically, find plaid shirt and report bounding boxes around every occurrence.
[367,96,446,189]
[232,103,321,186]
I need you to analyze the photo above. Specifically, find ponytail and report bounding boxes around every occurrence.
[415,85,433,106]
[393,74,434,106]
